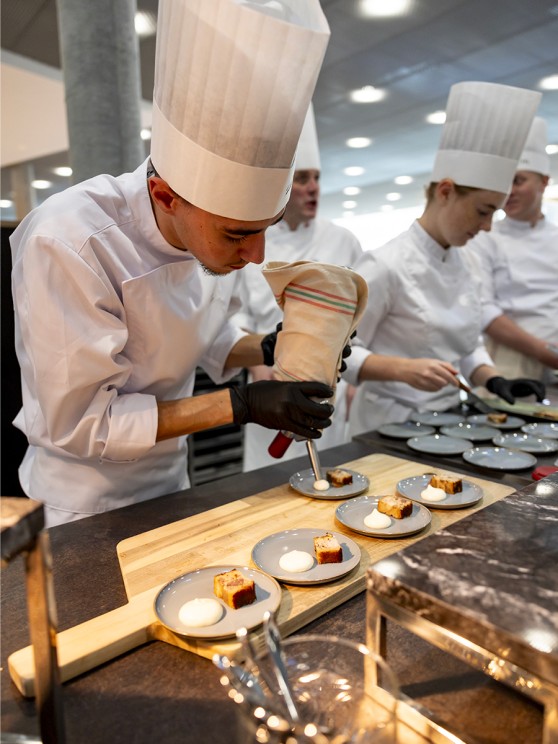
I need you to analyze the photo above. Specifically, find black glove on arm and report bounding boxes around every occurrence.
[230,380,334,439]
[260,323,282,367]
[486,376,546,405]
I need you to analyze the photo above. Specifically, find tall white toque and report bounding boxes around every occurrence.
[294,103,321,171]
[517,117,550,176]
[431,81,541,194]
[150,0,330,221]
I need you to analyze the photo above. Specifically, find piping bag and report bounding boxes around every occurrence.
[261,260,368,459]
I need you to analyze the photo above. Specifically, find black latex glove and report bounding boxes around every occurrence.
[486,376,546,405]
[230,380,334,439]
[261,323,282,367]
[339,330,356,374]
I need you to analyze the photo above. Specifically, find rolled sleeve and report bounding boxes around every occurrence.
[459,339,494,381]
[200,322,248,384]
[343,344,372,386]
[101,393,158,462]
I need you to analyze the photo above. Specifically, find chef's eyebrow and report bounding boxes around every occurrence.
[224,209,286,236]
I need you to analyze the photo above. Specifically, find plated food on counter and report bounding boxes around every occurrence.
[289,467,369,499]
[335,494,431,538]
[467,413,526,430]
[251,527,361,585]
[154,565,281,639]
[396,473,483,509]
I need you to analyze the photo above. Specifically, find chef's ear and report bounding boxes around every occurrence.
[148,176,184,213]
[437,179,456,202]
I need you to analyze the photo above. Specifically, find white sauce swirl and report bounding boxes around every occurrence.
[313,479,330,491]
[420,484,447,502]
[364,508,392,529]
[178,598,223,627]
[279,550,314,573]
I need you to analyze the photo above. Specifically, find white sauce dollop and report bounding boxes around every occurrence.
[364,508,392,529]
[279,550,314,573]
[420,484,447,502]
[313,479,330,491]
[178,598,223,627]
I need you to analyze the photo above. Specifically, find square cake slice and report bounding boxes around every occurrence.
[213,569,256,609]
[429,473,463,494]
[377,494,412,519]
[313,532,343,564]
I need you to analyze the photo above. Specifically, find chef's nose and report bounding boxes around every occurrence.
[479,214,494,232]
[240,233,266,265]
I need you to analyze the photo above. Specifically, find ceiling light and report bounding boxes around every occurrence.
[359,0,413,17]
[381,204,394,212]
[31,180,52,190]
[426,111,446,125]
[546,144,558,155]
[343,186,361,196]
[343,200,357,209]
[141,128,152,141]
[0,199,14,208]
[538,74,558,90]
[135,11,157,38]
[53,166,72,177]
[346,137,372,149]
[394,175,413,185]
[386,192,401,201]
[344,166,365,176]
[350,86,386,104]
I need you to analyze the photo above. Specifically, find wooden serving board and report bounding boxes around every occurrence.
[9,453,513,697]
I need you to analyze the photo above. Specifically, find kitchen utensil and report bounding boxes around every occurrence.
[262,612,300,723]
[455,377,497,415]
[306,438,323,482]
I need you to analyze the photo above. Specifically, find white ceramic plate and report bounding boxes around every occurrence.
[396,474,483,510]
[440,422,499,442]
[377,421,435,439]
[335,495,431,537]
[467,414,525,430]
[462,446,537,471]
[409,411,466,426]
[406,434,473,456]
[521,422,558,440]
[251,528,361,585]
[154,565,281,640]
[289,468,369,500]
[492,432,558,454]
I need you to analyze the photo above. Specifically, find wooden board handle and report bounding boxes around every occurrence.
[8,589,157,698]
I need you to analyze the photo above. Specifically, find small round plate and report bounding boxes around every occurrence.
[467,413,525,430]
[462,446,537,471]
[335,495,431,537]
[289,468,369,500]
[154,565,281,640]
[251,528,361,585]
[406,434,473,456]
[440,422,499,442]
[410,411,466,426]
[521,422,558,440]
[492,432,558,454]
[396,474,483,509]
[377,421,435,439]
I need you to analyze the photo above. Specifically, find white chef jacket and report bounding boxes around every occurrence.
[465,216,558,380]
[10,159,245,517]
[345,221,493,435]
[231,217,362,471]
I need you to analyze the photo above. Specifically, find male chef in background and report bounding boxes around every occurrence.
[10,0,331,527]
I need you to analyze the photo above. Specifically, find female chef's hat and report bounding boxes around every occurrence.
[294,103,321,171]
[150,0,330,221]
[431,81,541,193]
[517,117,550,176]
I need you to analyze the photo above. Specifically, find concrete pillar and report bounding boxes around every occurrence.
[11,163,35,221]
[55,0,144,184]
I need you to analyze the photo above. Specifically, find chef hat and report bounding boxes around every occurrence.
[431,82,541,193]
[150,0,330,221]
[517,117,550,176]
[294,103,321,171]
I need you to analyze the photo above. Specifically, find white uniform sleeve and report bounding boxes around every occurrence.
[459,336,494,381]
[467,234,504,329]
[13,236,158,462]
[227,270,257,332]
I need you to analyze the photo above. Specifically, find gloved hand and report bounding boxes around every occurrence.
[486,376,546,405]
[261,323,282,367]
[230,380,334,439]
[339,330,356,374]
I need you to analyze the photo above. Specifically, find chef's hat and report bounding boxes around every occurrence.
[431,82,541,193]
[150,0,330,221]
[294,104,321,171]
[517,117,550,176]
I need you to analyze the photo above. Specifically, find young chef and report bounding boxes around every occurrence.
[230,104,363,471]
[465,116,558,382]
[10,0,331,526]
[343,81,545,435]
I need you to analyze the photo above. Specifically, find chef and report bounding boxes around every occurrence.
[10,0,331,526]
[230,103,363,471]
[344,81,545,435]
[465,116,558,382]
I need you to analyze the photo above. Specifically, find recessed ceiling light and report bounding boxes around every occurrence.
[135,11,157,38]
[381,204,394,212]
[539,74,558,90]
[0,199,14,208]
[386,192,401,201]
[394,175,413,185]
[141,128,152,141]
[343,200,358,209]
[31,180,52,190]
[546,144,558,155]
[349,86,386,104]
[426,111,446,125]
[346,137,372,149]
[53,166,72,177]
[359,0,413,17]
[344,166,365,176]
[343,186,361,196]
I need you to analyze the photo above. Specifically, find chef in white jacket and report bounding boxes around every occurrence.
[10,0,331,526]
[465,116,558,382]
[345,82,545,435]
[231,104,362,470]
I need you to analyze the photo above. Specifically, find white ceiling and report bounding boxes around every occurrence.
[2,0,558,221]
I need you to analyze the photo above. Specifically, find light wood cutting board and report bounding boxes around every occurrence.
[9,453,513,697]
